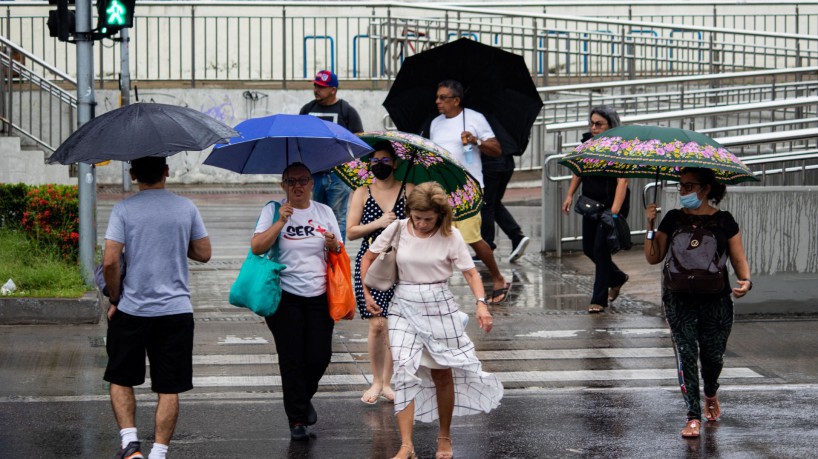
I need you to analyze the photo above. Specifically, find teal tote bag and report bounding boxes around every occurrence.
[229,201,286,316]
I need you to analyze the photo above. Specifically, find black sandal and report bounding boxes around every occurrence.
[489,281,513,304]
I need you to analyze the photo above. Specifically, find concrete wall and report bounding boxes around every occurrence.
[0,137,71,185]
[658,186,818,314]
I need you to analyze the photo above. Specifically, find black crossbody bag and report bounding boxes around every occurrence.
[573,195,606,219]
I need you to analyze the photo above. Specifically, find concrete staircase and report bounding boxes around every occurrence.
[0,136,71,185]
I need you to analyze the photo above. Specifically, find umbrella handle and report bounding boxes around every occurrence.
[392,149,417,211]
[646,167,660,240]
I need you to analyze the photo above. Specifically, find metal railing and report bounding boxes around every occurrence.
[459,1,818,36]
[2,2,818,87]
[539,67,818,123]
[542,120,818,255]
[0,36,76,154]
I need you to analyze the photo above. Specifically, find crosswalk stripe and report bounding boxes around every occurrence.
[516,328,670,339]
[141,367,762,389]
[190,348,675,366]
[497,367,763,383]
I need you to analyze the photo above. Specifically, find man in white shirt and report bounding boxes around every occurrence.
[429,80,511,304]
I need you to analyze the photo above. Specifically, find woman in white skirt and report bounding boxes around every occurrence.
[360,182,503,459]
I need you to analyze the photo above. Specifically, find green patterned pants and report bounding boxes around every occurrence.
[663,292,734,421]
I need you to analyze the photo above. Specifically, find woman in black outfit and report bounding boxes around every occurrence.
[561,106,631,313]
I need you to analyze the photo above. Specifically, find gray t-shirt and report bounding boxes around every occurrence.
[105,189,208,317]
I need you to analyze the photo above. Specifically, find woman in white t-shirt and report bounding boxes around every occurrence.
[360,182,503,459]
[250,162,343,442]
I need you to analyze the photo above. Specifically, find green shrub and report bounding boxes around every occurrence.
[0,228,86,298]
[20,185,79,262]
[0,183,31,228]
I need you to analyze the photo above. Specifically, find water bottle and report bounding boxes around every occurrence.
[463,143,476,164]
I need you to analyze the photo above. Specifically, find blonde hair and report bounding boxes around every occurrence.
[405,182,453,237]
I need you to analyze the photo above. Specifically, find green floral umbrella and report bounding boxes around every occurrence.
[333,130,483,221]
[559,125,758,185]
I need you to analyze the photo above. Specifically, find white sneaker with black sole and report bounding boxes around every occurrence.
[508,236,530,263]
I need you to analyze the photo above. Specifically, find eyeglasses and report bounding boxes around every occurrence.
[370,157,393,165]
[435,94,457,101]
[283,177,311,187]
[676,182,702,192]
[589,121,609,129]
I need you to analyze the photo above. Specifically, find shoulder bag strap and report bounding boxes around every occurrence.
[253,200,281,261]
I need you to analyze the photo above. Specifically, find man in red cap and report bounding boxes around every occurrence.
[299,70,364,241]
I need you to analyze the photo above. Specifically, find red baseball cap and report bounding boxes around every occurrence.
[313,70,339,88]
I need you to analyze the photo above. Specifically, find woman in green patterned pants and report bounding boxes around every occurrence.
[645,167,752,438]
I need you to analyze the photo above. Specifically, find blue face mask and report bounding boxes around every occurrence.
[679,192,703,209]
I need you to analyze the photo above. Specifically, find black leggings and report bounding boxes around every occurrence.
[663,292,734,421]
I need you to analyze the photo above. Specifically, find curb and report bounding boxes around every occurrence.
[0,290,101,325]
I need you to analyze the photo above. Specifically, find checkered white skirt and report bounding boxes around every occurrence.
[388,282,503,423]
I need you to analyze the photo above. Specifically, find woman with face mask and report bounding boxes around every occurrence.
[347,141,414,405]
[645,167,752,438]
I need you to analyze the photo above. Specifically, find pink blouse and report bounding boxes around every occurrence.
[369,219,475,283]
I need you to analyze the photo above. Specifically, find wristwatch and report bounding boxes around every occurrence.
[476,139,483,147]
[740,279,753,290]
[109,298,120,306]
[476,298,488,305]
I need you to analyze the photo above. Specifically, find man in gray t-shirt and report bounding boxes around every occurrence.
[102,156,211,459]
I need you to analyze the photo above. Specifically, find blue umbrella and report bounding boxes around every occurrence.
[202,114,373,174]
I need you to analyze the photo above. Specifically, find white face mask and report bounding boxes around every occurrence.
[680,192,703,209]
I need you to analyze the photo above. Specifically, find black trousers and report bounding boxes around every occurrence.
[481,159,523,250]
[582,217,627,307]
[265,290,334,426]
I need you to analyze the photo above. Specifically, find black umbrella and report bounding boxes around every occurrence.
[47,103,238,165]
[382,38,543,155]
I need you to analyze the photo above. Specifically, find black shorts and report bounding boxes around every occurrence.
[104,310,194,394]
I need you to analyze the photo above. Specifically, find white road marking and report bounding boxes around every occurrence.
[517,328,670,339]
[217,335,269,345]
[189,348,671,366]
[498,367,762,383]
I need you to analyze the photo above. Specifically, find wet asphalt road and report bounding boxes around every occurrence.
[1,189,818,458]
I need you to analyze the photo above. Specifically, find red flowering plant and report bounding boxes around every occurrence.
[20,185,80,261]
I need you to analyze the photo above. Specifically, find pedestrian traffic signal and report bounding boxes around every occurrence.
[96,0,136,36]
[47,0,76,42]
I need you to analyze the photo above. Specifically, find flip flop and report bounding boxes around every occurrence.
[360,387,380,405]
[380,388,395,403]
[489,281,513,305]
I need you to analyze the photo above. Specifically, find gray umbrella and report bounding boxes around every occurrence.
[47,102,238,165]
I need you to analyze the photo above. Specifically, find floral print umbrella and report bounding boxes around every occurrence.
[559,125,758,185]
[333,130,484,221]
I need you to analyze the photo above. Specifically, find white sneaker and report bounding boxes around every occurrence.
[508,236,530,263]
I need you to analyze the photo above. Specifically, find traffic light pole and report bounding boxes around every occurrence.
[76,0,97,286]
[120,27,131,192]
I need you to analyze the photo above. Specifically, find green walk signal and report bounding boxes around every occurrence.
[96,0,135,36]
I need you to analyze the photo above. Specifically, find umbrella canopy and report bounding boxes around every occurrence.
[333,130,483,221]
[203,114,373,174]
[382,38,543,156]
[47,103,238,165]
[559,125,758,185]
